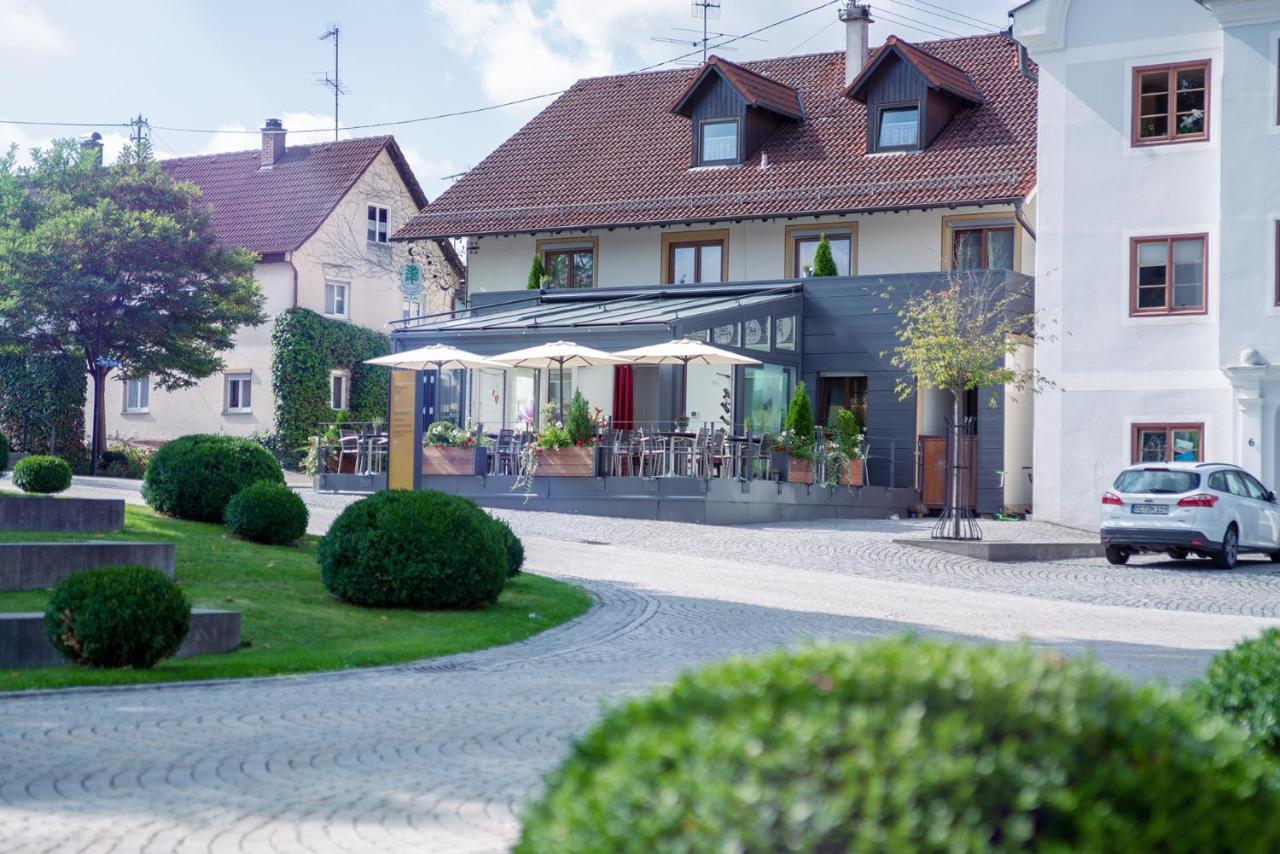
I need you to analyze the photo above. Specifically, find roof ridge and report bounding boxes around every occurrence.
[158,134,392,164]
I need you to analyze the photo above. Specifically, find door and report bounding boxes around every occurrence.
[1223,470,1262,548]
[918,435,977,510]
[1241,471,1280,550]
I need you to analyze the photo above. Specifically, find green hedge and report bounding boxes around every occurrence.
[0,353,85,459]
[518,638,1280,852]
[1192,628,1280,758]
[13,455,72,493]
[270,308,390,466]
[142,434,283,522]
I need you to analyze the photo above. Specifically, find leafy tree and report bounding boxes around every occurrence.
[0,140,265,472]
[527,254,545,290]
[811,234,838,277]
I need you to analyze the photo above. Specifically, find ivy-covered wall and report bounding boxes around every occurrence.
[0,353,86,458]
[270,308,390,464]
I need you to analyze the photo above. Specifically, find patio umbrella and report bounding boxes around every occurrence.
[612,338,762,424]
[365,344,504,424]
[489,341,627,420]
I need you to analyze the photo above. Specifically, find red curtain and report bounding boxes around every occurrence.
[612,365,635,430]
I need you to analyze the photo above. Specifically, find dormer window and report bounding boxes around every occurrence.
[700,119,740,165]
[876,105,920,151]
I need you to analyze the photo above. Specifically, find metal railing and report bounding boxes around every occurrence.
[313,421,388,476]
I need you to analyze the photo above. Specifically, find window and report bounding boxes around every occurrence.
[367,205,389,244]
[668,240,724,284]
[699,119,739,165]
[818,375,867,428]
[713,322,739,346]
[1118,469,1199,494]
[1130,235,1206,315]
[744,316,771,352]
[402,297,422,322]
[1133,61,1209,145]
[1132,423,1203,463]
[741,364,793,435]
[794,233,853,277]
[330,370,350,411]
[123,376,149,413]
[952,227,1015,271]
[876,105,920,151]
[224,373,252,413]
[325,280,349,318]
[775,316,797,351]
[544,247,595,288]
[547,370,573,413]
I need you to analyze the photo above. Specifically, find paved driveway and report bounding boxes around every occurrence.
[2,480,1279,852]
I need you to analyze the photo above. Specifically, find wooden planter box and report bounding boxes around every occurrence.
[422,446,478,476]
[771,452,813,484]
[841,459,864,487]
[537,446,594,477]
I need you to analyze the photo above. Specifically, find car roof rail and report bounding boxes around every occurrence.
[1195,462,1240,469]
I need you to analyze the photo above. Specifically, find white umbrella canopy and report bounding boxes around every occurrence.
[364,343,503,370]
[613,338,762,366]
[489,341,628,419]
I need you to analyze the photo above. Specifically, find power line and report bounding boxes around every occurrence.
[785,19,839,56]
[0,119,128,129]
[907,0,1004,30]
[884,0,998,33]
[875,3,969,38]
[872,9,954,40]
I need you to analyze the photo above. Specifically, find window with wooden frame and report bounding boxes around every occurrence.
[698,119,740,166]
[1133,61,1210,146]
[668,239,725,284]
[1132,423,1203,463]
[873,103,920,152]
[1130,235,1207,316]
[952,226,1015,271]
[543,247,595,288]
[794,232,853,277]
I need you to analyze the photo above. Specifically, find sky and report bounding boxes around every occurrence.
[0,0,1021,200]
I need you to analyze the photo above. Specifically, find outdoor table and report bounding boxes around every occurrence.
[658,431,697,476]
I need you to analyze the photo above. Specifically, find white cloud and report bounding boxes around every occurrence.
[0,0,70,55]
[398,143,462,200]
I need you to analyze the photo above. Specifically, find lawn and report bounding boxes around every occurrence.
[0,503,591,692]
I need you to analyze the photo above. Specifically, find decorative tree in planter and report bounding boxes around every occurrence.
[514,395,596,488]
[775,381,816,484]
[811,234,838,277]
[527,254,546,290]
[821,407,866,487]
[887,275,1045,540]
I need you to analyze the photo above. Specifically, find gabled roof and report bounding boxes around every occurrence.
[845,36,984,105]
[395,33,1034,240]
[670,55,804,120]
[160,135,428,256]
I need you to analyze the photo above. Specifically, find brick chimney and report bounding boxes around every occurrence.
[839,3,873,86]
[80,131,103,169]
[260,118,286,169]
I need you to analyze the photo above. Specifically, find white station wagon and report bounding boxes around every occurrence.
[1100,462,1280,568]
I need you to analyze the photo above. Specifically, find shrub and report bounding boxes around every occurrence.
[492,516,524,577]
[142,434,283,522]
[13,454,72,493]
[99,445,153,479]
[318,490,507,609]
[782,380,815,458]
[811,233,838,276]
[44,565,191,669]
[0,429,8,472]
[527,254,545,290]
[225,481,309,545]
[1191,628,1280,757]
[517,637,1280,852]
[565,390,593,445]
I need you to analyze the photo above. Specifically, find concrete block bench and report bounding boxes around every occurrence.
[0,609,242,669]
[0,542,175,591]
[0,494,125,533]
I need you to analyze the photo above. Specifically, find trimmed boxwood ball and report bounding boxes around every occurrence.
[517,637,1280,853]
[13,454,72,494]
[492,516,524,577]
[44,565,191,669]
[318,490,507,609]
[142,433,283,522]
[225,481,309,545]
[1191,628,1280,757]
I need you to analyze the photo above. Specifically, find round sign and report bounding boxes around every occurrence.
[399,262,425,297]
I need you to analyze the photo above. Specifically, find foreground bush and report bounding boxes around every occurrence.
[318,490,507,609]
[1191,628,1280,757]
[0,430,9,472]
[225,481,309,545]
[142,434,283,522]
[493,516,524,576]
[44,565,190,669]
[518,638,1280,852]
[13,454,72,494]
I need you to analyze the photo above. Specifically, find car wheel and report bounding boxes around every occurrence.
[1167,548,1189,561]
[1213,526,1239,570]
[1105,545,1129,566]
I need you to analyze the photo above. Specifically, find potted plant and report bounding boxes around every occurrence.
[421,421,492,476]
[772,382,816,484]
[831,407,866,486]
[674,413,690,431]
[514,394,597,486]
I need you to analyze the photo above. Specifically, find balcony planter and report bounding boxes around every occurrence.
[769,452,813,483]
[537,446,594,477]
[422,446,481,476]
[841,458,864,487]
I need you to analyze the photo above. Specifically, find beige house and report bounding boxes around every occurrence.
[98,120,463,444]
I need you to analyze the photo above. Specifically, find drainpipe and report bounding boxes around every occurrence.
[1014,201,1037,242]
[1017,43,1039,84]
[287,251,299,308]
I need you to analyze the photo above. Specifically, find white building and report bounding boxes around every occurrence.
[1013,0,1280,529]
[98,121,463,444]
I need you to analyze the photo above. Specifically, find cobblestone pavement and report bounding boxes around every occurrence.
[2,481,1278,852]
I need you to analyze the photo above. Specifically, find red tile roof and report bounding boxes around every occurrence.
[395,34,1035,241]
[160,136,427,256]
[671,55,804,120]
[846,36,984,105]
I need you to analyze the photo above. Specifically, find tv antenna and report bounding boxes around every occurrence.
[650,2,769,66]
[318,26,348,140]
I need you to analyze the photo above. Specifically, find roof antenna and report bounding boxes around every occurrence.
[318,26,348,140]
[650,1,768,67]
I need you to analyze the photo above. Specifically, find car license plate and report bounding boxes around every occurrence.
[1131,504,1169,515]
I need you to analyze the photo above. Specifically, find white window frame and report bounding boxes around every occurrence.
[330,369,351,411]
[325,280,350,318]
[123,376,149,413]
[224,373,252,414]
[367,204,389,244]
[402,296,423,321]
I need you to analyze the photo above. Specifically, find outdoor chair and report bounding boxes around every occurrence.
[494,429,516,476]
[337,429,360,474]
[637,429,667,478]
[710,430,734,479]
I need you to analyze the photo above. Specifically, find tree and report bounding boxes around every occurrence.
[565,390,593,446]
[886,273,1044,539]
[527,254,545,290]
[784,380,815,448]
[811,234,838,277]
[0,140,265,473]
